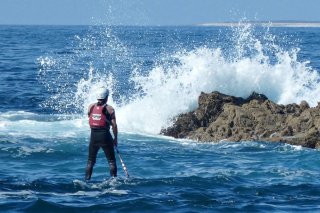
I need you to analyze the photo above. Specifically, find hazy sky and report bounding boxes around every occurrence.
[0,0,319,25]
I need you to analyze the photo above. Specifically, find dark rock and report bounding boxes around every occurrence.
[246,92,268,103]
[161,91,320,149]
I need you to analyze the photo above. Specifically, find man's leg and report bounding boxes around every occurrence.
[102,142,117,177]
[85,143,99,181]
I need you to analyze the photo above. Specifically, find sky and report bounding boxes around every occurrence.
[0,0,319,25]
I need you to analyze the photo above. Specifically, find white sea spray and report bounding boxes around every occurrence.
[36,24,320,135]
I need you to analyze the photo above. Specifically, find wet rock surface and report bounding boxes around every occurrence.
[161,91,320,149]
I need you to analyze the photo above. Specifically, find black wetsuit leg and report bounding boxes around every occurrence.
[85,132,100,180]
[86,129,117,179]
[101,131,117,177]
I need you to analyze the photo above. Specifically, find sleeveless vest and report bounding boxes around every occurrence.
[89,103,110,129]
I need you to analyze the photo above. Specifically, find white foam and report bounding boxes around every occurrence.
[102,189,129,195]
[72,179,130,196]
[0,111,89,139]
[17,146,54,156]
[0,190,36,199]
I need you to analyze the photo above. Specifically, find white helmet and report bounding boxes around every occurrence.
[97,88,109,100]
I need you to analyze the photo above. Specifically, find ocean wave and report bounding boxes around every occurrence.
[0,111,88,139]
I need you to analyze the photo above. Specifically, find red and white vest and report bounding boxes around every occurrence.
[89,104,110,128]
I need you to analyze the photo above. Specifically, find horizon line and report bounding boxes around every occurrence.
[1,20,320,28]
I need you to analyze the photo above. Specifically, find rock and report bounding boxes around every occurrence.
[246,91,268,103]
[300,100,310,111]
[161,91,320,149]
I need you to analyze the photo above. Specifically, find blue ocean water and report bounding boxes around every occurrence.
[1,24,320,212]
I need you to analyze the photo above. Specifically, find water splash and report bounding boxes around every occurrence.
[74,66,117,114]
[37,27,129,115]
[37,23,320,135]
[118,23,320,134]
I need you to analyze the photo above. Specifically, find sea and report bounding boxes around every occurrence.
[1,23,320,212]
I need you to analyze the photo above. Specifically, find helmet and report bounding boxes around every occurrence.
[97,88,109,100]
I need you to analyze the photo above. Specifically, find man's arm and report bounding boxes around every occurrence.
[87,103,94,117]
[111,117,118,147]
[107,106,118,147]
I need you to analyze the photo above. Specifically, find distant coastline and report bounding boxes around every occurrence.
[197,21,320,28]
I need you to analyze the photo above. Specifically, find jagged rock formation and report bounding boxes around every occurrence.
[161,91,320,149]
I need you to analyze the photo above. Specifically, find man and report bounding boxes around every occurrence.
[85,88,118,180]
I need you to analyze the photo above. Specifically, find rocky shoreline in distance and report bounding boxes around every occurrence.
[161,91,320,149]
[197,21,320,28]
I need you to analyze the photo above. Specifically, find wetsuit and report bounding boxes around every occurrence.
[85,102,117,180]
